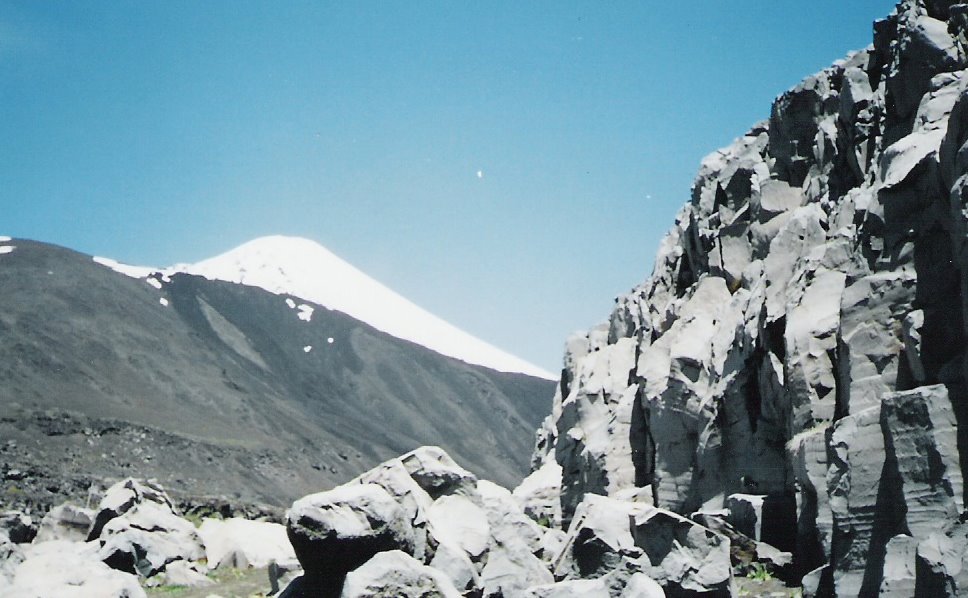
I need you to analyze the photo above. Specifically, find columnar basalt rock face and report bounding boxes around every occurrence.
[532,0,968,593]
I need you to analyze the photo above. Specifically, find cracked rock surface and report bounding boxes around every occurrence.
[529,0,968,594]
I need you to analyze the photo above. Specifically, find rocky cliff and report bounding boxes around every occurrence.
[534,0,968,594]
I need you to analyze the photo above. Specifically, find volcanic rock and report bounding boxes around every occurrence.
[528,1,968,594]
[0,511,35,545]
[285,483,415,595]
[3,540,146,598]
[197,517,296,569]
[34,503,94,543]
[339,550,460,598]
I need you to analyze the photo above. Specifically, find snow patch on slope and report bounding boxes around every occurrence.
[297,304,314,322]
[174,236,554,379]
[93,256,155,278]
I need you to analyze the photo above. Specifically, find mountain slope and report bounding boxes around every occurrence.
[99,235,553,380]
[0,239,554,511]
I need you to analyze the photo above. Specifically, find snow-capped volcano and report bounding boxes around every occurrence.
[112,236,553,379]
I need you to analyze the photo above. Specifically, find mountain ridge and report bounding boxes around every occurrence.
[92,235,554,380]
[0,238,554,511]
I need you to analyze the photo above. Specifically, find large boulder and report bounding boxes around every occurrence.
[197,517,296,569]
[353,458,435,560]
[0,532,24,590]
[477,480,554,597]
[426,494,490,561]
[428,540,480,595]
[339,550,461,598]
[399,446,479,500]
[915,520,968,596]
[96,500,204,577]
[4,539,146,597]
[88,478,173,541]
[82,479,204,580]
[0,511,36,544]
[285,483,415,595]
[35,503,94,543]
[630,506,733,596]
[153,559,214,588]
[552,493,726,595]
[552,494,642,580]
[521,577,611,598]
[512,459,563,528]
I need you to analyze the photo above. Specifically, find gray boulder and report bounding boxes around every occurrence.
[399,445,479,500]
[353,458,435,561]
[512,459,563,528]
[0,511,36,544]
[88,478,174,541]
[915,520,968,596]
[552,494,642,580]
[340,550,460,598]
[521,577,611,598]
[621,572,666,597]
[477,480,554,597]
[152,559,214,588]
[97,500,204,578]
[35,503,95,543]
[428,540,479,595]
[197,517,296,570]
[4,539,146,598]
[427,494,490,561]
[0,531,24,591]
[285,483,415,596]
[630,506,733,596]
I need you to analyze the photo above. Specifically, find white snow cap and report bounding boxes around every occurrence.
[172,236,553,379]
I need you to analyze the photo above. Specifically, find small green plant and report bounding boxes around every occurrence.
[747,562,773,582]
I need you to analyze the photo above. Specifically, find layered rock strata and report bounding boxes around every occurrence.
[533,0,968,594]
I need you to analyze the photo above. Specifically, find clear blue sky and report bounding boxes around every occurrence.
[1,1,894,373]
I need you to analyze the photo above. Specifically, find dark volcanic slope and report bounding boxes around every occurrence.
[0,239,553,511]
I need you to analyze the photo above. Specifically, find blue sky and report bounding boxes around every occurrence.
[1,1,894,373]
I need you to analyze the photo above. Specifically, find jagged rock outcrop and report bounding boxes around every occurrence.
[531,0,968,594]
